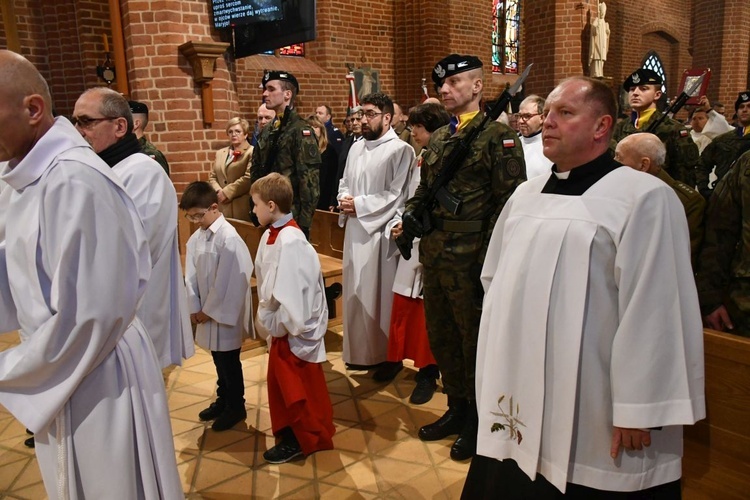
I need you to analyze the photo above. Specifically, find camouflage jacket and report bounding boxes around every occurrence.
[695,128,750,197]
[404,113,526,271]
[613,111,699,187]
[656,168,705,268]
[696,151,750,314]
[251,108,322,229]
[139,136,170,176]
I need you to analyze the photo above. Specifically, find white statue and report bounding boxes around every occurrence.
[589,2,610,78]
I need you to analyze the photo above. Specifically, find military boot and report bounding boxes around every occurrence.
[418,396,467,441]
[450,399,478,461]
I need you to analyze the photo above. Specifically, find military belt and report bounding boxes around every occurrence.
[430,216,489,233]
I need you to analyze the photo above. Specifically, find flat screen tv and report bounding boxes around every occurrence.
[211,0,284,29]
[232,0,316,58]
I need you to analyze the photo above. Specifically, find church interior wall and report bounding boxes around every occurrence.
[1,0,749,193]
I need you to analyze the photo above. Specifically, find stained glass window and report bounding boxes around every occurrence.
[492,0,520,74]
[642,51,667,94]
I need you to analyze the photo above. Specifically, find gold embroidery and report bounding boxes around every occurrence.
[490,394,526,445]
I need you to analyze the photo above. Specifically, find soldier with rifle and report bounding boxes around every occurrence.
[400,54,526,461]
[250,71,321,238]
[613,68,699,187]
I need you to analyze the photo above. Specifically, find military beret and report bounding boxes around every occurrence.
[735,91,750,111]
[432,54,483,88]
[622,68,663,90]
[261,71,299,93]
[128,100,148,114]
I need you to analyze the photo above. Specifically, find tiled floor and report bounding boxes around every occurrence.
[0,329,470,499]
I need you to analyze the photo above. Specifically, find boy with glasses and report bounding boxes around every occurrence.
[181,181,254,431]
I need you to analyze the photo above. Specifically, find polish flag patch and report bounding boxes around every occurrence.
[679,129,688,138]
[302,129,312,136]
[503,139,516,148]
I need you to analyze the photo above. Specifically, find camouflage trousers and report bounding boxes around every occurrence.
[724,279,750,337]
[422,267,483,400]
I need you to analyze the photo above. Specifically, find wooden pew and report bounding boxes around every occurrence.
[682,329,750,499]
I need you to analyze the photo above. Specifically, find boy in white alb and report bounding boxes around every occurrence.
[252,173,335,464]
[182,181,254,432]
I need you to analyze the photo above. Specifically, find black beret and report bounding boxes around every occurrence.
[261,71,299,93]
[623,69,663,90]
[128,100,148,114]
[735,91,750,111]
[432,54,483,88]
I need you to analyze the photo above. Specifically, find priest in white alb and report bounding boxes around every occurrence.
[73,87,194,368]
[463,76,705,499]
[337,92,414,373]
[0,50,182,499]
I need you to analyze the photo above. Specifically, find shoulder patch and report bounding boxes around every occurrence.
[302,129,312,137]
[307,143,319,159]
[505,158,522,178]
[503,138,516,148]
[679,129,689,138]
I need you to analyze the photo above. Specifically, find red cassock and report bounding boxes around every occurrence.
[386,294,437,368]
[267,336,335,455]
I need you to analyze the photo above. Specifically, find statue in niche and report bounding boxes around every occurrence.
[589,2,610,78]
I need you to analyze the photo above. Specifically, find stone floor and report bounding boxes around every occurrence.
[0,329,470,499]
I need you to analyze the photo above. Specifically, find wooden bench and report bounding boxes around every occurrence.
[682,329,750,499]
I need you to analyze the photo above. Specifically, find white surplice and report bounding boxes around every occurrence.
[112,152,194,367]
[337,127,414,365]
[0,118,181,499]
[520,131,554,180]
[0,177,18,333]
[475,167,705,493]
[185,214,254,352]
[254,216,328,363]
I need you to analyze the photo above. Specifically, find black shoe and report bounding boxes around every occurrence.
[450,400,478,461]
[345,362,378,370]
[263,439,303,464]
[211,406,247,431]
[24,436,35,448]
[418,397,467,441]
[372,361,403,382]
[25,428,33,435]
[199,401,225,422]
[410,376,437,405]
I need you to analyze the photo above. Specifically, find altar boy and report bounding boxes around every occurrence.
[181,181,254,432]
[251,173,335,464]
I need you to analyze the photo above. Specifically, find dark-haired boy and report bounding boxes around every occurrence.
[251,173,334,464]
[181,181,254,431]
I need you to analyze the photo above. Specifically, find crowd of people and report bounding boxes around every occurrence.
[2,45,749,498]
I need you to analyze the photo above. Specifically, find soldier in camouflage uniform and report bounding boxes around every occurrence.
[128,100,170,176]
[696,91,750,198]
[251,71,322,237]
[696,149,750,337]
[613,69,699,187]
[615,132,705,267]
[401,54,526,461]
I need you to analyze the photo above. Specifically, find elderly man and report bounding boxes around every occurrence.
[615,132,705,266]
[402,54,525,461]
[251,71,322,238]
[0,50,181,499]
[614,68,699,187]
[128,99,170,175]
[73,87,193,369]
[518,94,553,179]
[464,76,705,498]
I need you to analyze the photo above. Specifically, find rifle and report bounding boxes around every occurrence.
[395,63,533,260]
[646,72,706,133]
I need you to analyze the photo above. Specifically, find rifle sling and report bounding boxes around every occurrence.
[430,216,488,233]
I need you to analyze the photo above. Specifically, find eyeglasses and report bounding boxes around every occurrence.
[362,111,383,120]
[517,113,541,122]
[227,129,246,136]
[70,116,116,129]
[184,210,208,223]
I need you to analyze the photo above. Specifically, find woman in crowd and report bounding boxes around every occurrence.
[208,117,254,221]
[307,115,339,211]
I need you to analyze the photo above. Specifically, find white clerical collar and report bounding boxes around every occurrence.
[271,212,293,228]
[553,169,571,179]
[1,117,91,190]
[364,127,397,149]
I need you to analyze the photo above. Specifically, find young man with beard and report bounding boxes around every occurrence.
[337,93,414,376]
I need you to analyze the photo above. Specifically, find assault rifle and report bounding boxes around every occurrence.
[646,72,706,133]
[395,63,533,260]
